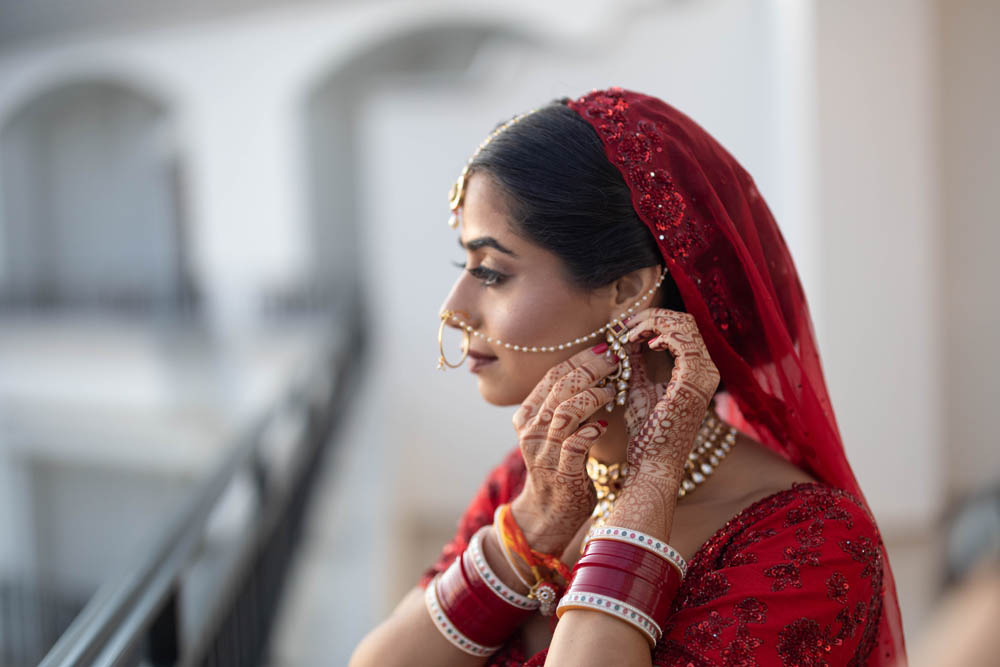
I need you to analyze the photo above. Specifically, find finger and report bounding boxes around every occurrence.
[548,385,617,440]
[621,307,670,334]
[623,307,655,327]
[648,334,670,351]
[656,335,720,403]
[513,343,611,431]
[626,309,719,404]
[557,420,609,477]
[526,385,615,471]
[624,309,692,345]
[646,319,705,359]
[626,320,660,342]
[539,352,620,417]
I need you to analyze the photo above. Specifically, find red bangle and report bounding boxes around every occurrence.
[561,539,684,635]
[575,548,671,585]
[585,526,687,577]
[583,540,682,611]
[425,575,500,657]
[435,554,529,647]
[461,549,532,627]
[571,562,679,622]
[582,538,681,584]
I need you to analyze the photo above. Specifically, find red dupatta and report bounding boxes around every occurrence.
[566,88,906,666]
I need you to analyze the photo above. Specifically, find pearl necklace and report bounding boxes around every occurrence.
[446,267,668,353]
[586,410,738,528]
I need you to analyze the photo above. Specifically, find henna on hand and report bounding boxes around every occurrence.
[607,309,721,539]
[622,342,667,443]
[511,347,618,554]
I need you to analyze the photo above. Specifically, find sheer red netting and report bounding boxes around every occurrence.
[421,87,906,666]
[566,87,906,665]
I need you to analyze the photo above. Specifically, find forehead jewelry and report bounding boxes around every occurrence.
[448,109,537,229]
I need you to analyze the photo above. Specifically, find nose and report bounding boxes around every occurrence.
[439,272,478,332]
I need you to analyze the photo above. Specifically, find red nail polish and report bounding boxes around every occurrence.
[592,342,608,354]
[597,420,608,427]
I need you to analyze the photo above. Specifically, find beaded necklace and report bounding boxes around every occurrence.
[587,409,738,528]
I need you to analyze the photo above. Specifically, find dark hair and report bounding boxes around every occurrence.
[468,101,726,394]
[468,100,685,309]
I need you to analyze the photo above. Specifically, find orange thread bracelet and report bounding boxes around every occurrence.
[495,503,572,615]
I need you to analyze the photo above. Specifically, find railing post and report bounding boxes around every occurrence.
[146,589,179,666]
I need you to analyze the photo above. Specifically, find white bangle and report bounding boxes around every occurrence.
[556,590,662,647]
[424,570,502,657]
[584,525,687,578]
[468,527,539,610]
[492,505,534,589]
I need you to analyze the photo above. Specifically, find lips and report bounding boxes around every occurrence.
[468,348,497,373]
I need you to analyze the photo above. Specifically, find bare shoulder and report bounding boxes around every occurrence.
[724,432,819,502]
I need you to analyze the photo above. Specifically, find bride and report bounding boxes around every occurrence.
[350,88,906,666]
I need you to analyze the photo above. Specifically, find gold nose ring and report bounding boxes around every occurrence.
[438,310,471,370]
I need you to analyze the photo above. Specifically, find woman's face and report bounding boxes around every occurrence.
[440,173,614,406]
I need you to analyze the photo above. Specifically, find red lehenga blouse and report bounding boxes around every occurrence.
[420,445,886,666]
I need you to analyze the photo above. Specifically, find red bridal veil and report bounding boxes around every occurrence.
[566,87,906,665]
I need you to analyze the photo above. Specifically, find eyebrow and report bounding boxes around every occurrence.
[458,236,518,257]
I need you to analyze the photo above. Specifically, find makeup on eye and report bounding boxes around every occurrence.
[451,260,508,287]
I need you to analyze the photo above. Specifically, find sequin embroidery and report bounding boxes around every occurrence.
[424,455,885,666]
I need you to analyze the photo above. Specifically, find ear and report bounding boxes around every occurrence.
[608,265,663,317]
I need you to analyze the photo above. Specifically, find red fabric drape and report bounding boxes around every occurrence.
[563,87,905,665]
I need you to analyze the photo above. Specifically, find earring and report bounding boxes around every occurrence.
[438,311,470,369]
[599,319,632,411]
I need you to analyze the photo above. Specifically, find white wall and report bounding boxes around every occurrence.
[939,0,1000,501]
[815,0,943,528]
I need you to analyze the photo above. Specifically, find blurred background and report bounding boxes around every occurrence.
[0,0,997,665]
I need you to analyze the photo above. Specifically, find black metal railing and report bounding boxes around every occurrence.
[0,581,87,666]
[35,306,364,667]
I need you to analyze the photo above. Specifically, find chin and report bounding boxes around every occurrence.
[476,377,529,407]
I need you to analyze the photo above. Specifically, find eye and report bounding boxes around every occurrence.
[452,260,508,287]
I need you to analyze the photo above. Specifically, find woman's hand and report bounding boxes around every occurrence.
[607,308,721,539]
[509,345,619,555]
[621,338,668,443]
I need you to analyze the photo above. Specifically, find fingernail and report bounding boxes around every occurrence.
[597,420,608,427]
[592,342,608,354]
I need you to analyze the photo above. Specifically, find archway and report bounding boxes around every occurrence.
[0,79,195,314]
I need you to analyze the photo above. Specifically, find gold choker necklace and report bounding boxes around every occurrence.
[586,410,738,527]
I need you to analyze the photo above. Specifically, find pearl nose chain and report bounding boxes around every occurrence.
[445,266,667,353]
[439,267,669,412]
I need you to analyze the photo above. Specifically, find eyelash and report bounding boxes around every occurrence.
[452,261,508,287]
